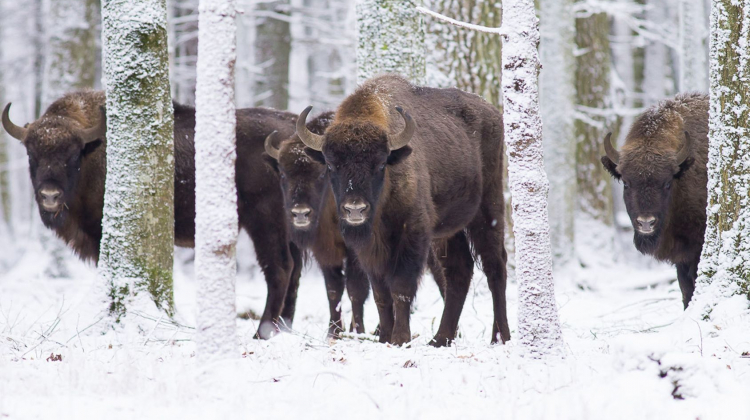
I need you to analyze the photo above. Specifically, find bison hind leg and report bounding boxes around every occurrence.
[429,231,473,347]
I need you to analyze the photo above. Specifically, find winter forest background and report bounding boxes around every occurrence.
[2,0,749,419]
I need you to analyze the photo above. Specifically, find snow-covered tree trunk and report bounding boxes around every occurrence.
[502,0,564,357]
[692,0,750,315]
[357,0,426,85]
[253,0,290,110]
[540,0,575,266]
[41,0,99,107]
[574,9,615,262]
[170,0,199,105]
[194,0,238,359]
[678,0,708,92]
[100,0,175,322]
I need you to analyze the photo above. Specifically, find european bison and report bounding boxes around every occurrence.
[601,93,708,308]
[295,74,509,346]
[2,91,302,337]
[264,111,447,337]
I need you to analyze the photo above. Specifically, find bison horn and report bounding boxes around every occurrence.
[675,131,692,165]
[296,106,324,151]
[603,132,619,165]
[264,130,281,160]
[80,106,107,144]
[388,106,415,151]
[2,103,28,142]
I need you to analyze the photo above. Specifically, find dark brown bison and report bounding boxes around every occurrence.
[264,111,447,338]
[2,91,302,338]
[295,74,508,346]
[601,93,708,308]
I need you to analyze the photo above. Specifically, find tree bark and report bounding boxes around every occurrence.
[502,0,564,357]
[540,0,575,266]
[100,0,175,322]
[678,0,708,92]
[253,0,290,110]
[194,0,238,359]
[693,0,750,315]
[357,0,426,85]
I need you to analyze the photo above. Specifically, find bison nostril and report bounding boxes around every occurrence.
[40,189,61,202]
[291,207,311,216]
[636,216,656,229]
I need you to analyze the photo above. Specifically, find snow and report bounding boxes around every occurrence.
[2,237,750,419]
[193,0,239,359]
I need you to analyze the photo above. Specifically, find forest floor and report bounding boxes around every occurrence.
[1,235,749,420]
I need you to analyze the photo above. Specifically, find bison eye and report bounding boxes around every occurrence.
[623,182,630,189]
[327,164,333,172]
[378,163,386,172]
[664,181,671,190]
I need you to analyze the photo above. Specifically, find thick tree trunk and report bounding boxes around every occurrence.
[253,0,290,110]
[502,0,564,357]
[100,0,175,322]
[678,0,708,92]
[540,0,575,266]
[574,9,615,260]
[357,0,426,85]
[693,0,750,315]
[194,0,238,359]
[642,0,669,106]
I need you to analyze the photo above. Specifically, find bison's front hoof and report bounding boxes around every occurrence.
[253,321,279,340]
[327,320,344,339]
[390,331,411,347]
[429,335,452,348]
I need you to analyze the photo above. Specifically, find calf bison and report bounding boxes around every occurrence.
[295,74,509,346]
[264,111,447,337]
[601,93,708,308]
[2,91,302,338]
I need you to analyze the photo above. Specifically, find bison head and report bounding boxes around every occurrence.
[295,105,414,245]
[601,131,695,252]
[263,131,330,248]
[2,103,106,227]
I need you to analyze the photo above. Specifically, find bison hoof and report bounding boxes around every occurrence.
[327,321,344,339]
[254,321,279,340]
[390,332,411,347]
[429,336,452,348]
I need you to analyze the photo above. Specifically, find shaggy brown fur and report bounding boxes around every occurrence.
[298,74,508,346]
[265,112,447,337]
[4,91,303,338]
[601,93,709,308]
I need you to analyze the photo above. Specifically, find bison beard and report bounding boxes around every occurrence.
[601,92,709,309]
[2,91,304,339]
[296,75,509,347]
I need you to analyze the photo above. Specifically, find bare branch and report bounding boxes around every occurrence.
[416,6,506,36]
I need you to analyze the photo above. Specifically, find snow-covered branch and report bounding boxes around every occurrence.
[416,6,506,36]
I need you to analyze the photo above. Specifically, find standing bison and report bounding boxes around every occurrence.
[295,74,509,346]
[601,93,708,308]
[2,91,302,338]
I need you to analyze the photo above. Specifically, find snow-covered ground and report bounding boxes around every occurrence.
[1,234,749,419]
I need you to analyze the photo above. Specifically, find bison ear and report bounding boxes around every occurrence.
[82,139,102,156]
[303,147,326,164]
[262,153,279,173]
[387,146,412,166]
[674,157,695,179]
[601,155,621,180]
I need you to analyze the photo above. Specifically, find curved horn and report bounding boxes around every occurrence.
[675,131,692,165]
[264,130,280,160]
[296,106,324,151]
[388,106,415,150]
[2,103,28,142]
[80,106,107,144]
[603,132,619,165]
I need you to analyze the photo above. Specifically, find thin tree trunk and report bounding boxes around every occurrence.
[502,0,564,357]
[194,0,238,359]
[357,0,426,85]
[692,0,750,315]
[642,0,668,106]
[540,0,575,266]
[253,0,290,110]
[100,0,175,322]
[678,0,708,92]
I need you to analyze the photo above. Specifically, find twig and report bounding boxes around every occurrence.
[694,320,703,357]
[416,6,507,35]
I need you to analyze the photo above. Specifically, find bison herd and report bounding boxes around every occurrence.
[1,74,709,346]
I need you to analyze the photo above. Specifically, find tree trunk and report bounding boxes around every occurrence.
[253,0,290,110]
[678,0,708,92]
[42,0,99,106]
[194,0,238,359]
[502,0,564,357]
[100,0,175,322]
[642,0,668,106]
[540,0,575,266]
[574,9,615,261]
[170,0,199,105]
[357,0,426,85]
[693,0,750,315]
